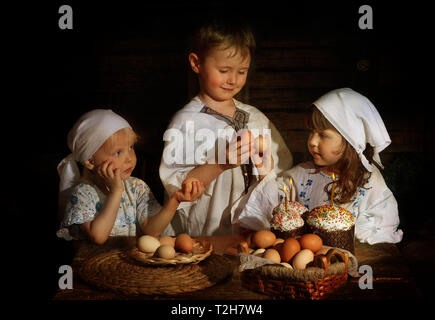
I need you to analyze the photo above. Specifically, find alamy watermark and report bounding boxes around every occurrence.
[162,122,272,174]
[58,265,73,289]
[359,5,373,30]
[58,5,73,30]
[358,264,373,289]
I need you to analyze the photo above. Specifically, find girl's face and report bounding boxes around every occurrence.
[307,128,345,170]
[192,45,251,103]
[91,128,137,180]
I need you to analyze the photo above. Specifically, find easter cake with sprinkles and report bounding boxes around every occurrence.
[305,205,355,253]
[270,201,308,239]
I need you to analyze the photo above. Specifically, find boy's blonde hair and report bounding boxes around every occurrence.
[191,18,256,60]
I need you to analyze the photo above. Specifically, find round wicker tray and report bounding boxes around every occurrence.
[79,249,233,295]
[129,240,212,266]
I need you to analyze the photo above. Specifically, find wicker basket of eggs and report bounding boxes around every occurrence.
[239,230,349,300]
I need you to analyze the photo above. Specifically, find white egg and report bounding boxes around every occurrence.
[137,235,161,253]
[292,249,314,270]
[280,262,293,269]
[253,248,266,256]
[155,245,176,259]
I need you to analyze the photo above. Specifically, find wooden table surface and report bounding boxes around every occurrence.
[53,235,422,300]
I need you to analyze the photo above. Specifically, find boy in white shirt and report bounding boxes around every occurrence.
[159,19,293,236]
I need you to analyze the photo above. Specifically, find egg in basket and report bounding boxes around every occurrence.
[130,234,213,266]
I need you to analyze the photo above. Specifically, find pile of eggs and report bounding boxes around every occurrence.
[137,233,194,259]
[242,230,325,270]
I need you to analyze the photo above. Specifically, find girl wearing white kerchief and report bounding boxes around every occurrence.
[233,88,403,244]
[57,109,204,244]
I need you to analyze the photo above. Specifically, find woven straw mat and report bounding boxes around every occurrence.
[79,249,233,295]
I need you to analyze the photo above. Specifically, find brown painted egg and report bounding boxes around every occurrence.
[159,236,175,247]
[299,234,323,252]
[252,230,276,249]
[278,237,301,262]
[175,234,194,253]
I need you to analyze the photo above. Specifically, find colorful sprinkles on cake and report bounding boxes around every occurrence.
[270,201,307,232]
[307,205,354,231]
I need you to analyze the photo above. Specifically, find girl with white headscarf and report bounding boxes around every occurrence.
[56,109,204,244]
[233,88,403,244]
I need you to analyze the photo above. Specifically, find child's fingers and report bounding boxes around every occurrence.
[183,180,193,193]
[98,160,109,177]
[107,162,115,179]
[252,153,263,167]
[198,182,205,196]
[191,181,198,196]
[263,134,272,155]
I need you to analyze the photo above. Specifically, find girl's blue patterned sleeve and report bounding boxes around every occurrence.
[61,184,99,227]
[136,179,163,225]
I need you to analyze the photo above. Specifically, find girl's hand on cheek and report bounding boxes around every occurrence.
[97,160,123,193]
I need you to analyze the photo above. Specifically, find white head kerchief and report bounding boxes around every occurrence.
[313,88,391,172]
[57,109,132,193]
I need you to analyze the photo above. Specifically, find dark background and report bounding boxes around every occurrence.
[7,1,433,301]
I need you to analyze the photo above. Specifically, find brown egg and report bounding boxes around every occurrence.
[252,230,276,249]
[159,236,175,247]
[278,238,301,262]
[263,248,281,263]
[175,234,194,253]
[299,234,323,252]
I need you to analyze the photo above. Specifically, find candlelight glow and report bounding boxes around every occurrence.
[331,173,335,206]
[283,185,288,210]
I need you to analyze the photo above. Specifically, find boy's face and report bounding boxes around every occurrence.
[91,128,137,180]
[192,45,251,103]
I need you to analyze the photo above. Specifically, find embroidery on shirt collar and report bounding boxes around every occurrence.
[200,105,250,131]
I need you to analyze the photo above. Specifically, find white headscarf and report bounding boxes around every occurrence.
[313,88,391,172]
[57,109,132,193]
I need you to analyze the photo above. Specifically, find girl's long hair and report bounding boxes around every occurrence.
[305,105,378,205]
